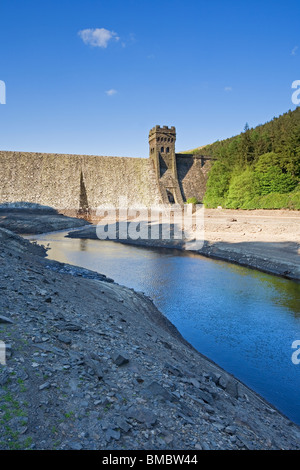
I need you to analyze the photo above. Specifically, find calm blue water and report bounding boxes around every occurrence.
[30,232,300,424]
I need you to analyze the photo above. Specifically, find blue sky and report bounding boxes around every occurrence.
[0,0,299,157]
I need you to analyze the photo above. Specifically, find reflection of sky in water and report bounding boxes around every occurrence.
[30,232,300,424]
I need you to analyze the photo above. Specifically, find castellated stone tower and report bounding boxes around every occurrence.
[149,125,183,205]
[149,125,177,179]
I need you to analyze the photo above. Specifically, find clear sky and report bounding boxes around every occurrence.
[0,0,299,157]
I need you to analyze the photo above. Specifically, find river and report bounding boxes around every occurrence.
[29,230,300,425]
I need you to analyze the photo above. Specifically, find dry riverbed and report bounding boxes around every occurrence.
[200,208,300,281]
[0,209,300,450]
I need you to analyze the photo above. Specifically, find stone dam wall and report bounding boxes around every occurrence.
[0,150,211,213]
[176,154,212,202]
[0,151,162,213]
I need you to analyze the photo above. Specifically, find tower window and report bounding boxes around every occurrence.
[161,147,164,153]
[166,147,170,153]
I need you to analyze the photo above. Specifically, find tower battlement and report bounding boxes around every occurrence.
[149,125,176,139]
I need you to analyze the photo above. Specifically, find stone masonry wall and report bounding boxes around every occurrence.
[0,151,162,213]
[176,155,212,202]
[0,150,212,214]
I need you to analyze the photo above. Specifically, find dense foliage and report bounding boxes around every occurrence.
[198,108,300,209]
[186,197,201,204]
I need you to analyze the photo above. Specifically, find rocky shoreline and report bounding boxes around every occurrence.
[0,204,88,235]
[1,211,300,450]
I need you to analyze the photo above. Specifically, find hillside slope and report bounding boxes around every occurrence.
[191,108,300,209]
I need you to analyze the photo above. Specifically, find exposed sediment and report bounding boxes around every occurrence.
[66,208,300,281]
[1,220,300,450]
[0,203,89,235]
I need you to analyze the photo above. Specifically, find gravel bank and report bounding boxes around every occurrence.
[0,204,89,235]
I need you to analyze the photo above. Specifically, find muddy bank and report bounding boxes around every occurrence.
[1,227,300,450]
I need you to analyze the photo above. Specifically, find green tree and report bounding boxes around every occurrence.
[254,152,298,195]
[199,108,300,209]
[203,161,231,207]
[225,168,258,209]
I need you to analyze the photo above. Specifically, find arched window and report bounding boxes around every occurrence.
[161,147,164,153]
[166,189,175,204]
[157,137,160,142]
[166,147,170,153]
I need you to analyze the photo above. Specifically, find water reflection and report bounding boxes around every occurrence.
[29,232,300,424]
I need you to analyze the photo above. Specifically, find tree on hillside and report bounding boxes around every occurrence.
[200,108,300,209]
[240,123,254,165]
[203,161,231,207]
[254,152,298,195]
[225,168,258,209]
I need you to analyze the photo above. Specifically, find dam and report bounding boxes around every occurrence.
[0,126,212,215]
